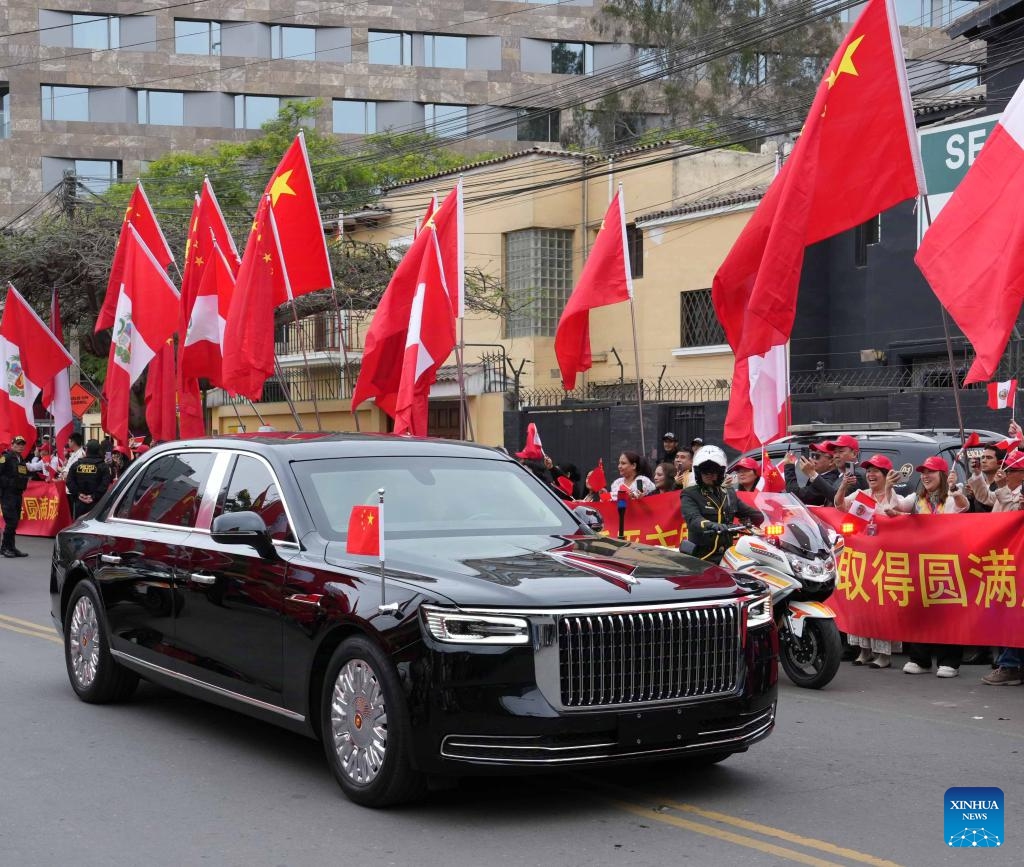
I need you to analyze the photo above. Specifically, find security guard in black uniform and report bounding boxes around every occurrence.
[680,444,763,564]
[0,435,31,557]
[66,439,112,519]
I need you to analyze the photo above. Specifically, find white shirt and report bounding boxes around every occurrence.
[62,447,85,479]
[610,475,655,498]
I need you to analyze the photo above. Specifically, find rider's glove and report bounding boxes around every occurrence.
[708,522,729,533]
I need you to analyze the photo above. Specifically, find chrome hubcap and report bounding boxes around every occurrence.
[330,659,387,785]
[69,596,100,688]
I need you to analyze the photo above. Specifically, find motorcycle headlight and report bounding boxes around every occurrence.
[746,594,773,629]
[421,606,531,645]
[787,554,805,575]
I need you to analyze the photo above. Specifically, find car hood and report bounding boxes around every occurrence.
[324,533,752,608]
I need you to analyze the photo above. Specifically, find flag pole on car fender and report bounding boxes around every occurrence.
[377,488,398,616]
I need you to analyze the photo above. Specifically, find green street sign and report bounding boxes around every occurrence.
[919,114,999,196]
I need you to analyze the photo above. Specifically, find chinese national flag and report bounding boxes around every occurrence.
[352,186,461,418]
[555,189,632,390]
[96,181,175,332]
[346,505,381,556]
[264,133,334,301]
[713,0,923,448]
[221,196,289,401]
[145,339,177,442]
[760,448,786,493]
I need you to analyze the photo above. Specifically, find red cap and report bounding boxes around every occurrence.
[555,476,574,496]
[809,441,834,454]
[731,457,760,472]
[860,454,893,472]
[832,434,859,451]
[1005,450,1024,471]
[916,456,949,474]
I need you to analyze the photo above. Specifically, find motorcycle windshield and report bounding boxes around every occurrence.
[743,491,834,559]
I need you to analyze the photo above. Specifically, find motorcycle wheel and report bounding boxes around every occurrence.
[780,619,842,689]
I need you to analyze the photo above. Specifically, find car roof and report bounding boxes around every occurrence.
[768,429,1005,446]
[142,432,511,461]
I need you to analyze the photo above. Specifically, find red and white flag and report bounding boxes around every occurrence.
[352,185,461,418]
[916,80,1024,384]
[987,379,1018,410]
[392,227,457,436]
[96,181,175,333]
[181,239,237,390]
[101,225,181,447]
[555,188,632,390]
[263,133,333,300]
[845,489,879,533]
[0,284,74,452]
[713,0,923,449]
[41,287,74,456]
[221,196,290,401]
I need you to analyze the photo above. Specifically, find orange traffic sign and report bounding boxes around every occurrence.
[69,382,96,418]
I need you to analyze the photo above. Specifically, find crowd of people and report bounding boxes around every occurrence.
[513,425,1024,690]
[0,433,151,557]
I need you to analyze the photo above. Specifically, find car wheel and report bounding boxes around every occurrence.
[64,581,138,704]
[320,636,426,807]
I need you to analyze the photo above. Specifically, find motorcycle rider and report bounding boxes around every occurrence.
[681,444,764,563]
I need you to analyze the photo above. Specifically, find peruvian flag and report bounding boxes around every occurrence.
[96,181,175,332]
[178,179,241,438]
[41,287,74,456]
[987,379,1017,410]
[726,345,790,451]
[0,284,74,453]
[221,196,290,401]
[352,185,461,418]
[845,489,879,533]
[264,133,334,300]
[555,188,632,390]
[916,80,1024,384]
[392,227,457,436]
[181,239,237,390]
[713,0,923,449]
[101,225,181,447]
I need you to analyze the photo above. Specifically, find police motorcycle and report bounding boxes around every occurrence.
[720,492,843,689]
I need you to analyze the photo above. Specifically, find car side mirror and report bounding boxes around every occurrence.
[573,505,603,534]
[211,511,277,560]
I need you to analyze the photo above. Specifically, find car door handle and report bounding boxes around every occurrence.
[100,554,122,565]
[189,572,217,585]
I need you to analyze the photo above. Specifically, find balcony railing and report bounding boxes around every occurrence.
[274,310,369,358]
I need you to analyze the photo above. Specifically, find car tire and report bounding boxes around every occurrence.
[64,581,139,704]
[320,636,427,807]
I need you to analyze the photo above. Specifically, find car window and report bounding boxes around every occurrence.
[214,455,294,543]
[112,452,214,527]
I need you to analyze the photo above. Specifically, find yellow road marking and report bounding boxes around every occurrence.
[609,798,845,867]
[0,619,62,645]
[664,801,904,867]
[0,613,57,634]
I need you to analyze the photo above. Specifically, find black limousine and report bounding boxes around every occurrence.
[50,434,778,806]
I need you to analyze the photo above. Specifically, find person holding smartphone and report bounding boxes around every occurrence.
[781,440,840,505]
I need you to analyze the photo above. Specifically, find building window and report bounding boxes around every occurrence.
[333,99,377,134]
[626,224,643,279]
[636,47,668,79]
[137,90,184,126]
[175,20,222,55]
[504,228,574,338]
[234,95,281,130]
[74,159,121,194]
[551,42,593,75]
[948,63,979,92]
[368,31,412,65]
[424,34,467,69]
[854,214,881,267]
[41,85,90,122]
[71,14,120,49]
[517,109,560,142]
[1,87,9,139]
[680,289,726,347]
[271,25,316,60]
[424,104,468,138]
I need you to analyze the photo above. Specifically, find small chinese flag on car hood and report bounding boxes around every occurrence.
[347,505,381,557]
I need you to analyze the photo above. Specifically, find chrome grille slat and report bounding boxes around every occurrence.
[557,605,740,708]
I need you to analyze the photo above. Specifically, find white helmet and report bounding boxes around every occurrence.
[692,444,727,471]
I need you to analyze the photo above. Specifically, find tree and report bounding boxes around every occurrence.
[590,0,840,147]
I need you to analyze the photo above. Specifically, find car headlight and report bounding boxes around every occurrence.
[746,594,773,629]
[421,606,531,645]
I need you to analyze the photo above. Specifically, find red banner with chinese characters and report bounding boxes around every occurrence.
[0,480,73,537]
[813,509,1024,647]
[572,492,687,547]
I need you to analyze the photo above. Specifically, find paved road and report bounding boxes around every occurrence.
[1,535,1021,866]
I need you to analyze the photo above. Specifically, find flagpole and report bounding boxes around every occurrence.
[456,175,468,441]
[244,397,267,428]
[921,194,966,443]
[287,296,323,430]
[273,357,305,430]
[228,394,246,431]
[376,487,398,615]
[615,180,645,459]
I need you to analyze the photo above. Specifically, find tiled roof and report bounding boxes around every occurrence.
[635,186,768,224]
[383,147,594,192]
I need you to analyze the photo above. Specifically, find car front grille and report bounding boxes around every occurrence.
[557,606,740,707]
